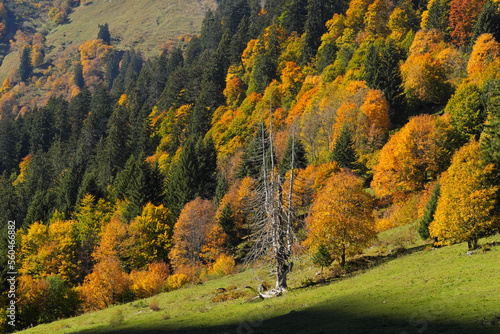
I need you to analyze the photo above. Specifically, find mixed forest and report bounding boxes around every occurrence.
[1,0,500,330]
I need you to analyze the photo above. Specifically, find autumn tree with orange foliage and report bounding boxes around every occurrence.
[169,198,224,271]
[449,0,486,46]
[400,30,454,106]
[372,114,456,199]
[81,215,131,310]
[305,171,376,267]
[467,33,500,82]
[430,140,499,249]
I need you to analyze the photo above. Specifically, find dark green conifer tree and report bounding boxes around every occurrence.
[97,23,111,45]
[236,126,272,179]
[312,243,334,273]
[218,202,240,252]
[279,134,308,177]
[469,0,500,52]
[74,62,85,89]
[164,135,217,218]
[418,182,441,240]
[96,104,130,187]
[280,0,308,34]
[329,125,357,170]
[481,79,500,178]
[105,51,120,90]
[19,46,33,82]
[424,0,450,34]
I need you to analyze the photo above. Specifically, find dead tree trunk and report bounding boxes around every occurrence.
[248,93,296,296]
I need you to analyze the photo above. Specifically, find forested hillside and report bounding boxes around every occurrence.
[1,0,500,331]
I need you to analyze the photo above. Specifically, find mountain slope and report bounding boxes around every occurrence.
[16,229,500,334]
[44,0,216,59]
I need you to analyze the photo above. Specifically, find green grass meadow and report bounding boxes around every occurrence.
[17,224,500,334]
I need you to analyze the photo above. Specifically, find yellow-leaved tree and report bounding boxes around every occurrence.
[127,203,174,270]
[430,140,499,250]
[305,171,376,267]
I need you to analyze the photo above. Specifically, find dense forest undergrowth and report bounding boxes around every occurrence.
[1,0,500,331]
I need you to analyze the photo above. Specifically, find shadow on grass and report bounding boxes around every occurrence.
[73,306,500,334]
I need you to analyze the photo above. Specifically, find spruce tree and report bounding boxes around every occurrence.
[236,126,272,179]
[280,0,308,34]
[425,0,450,34]
[218,202,239,251]
[312,243,334,273]
[164,136,217,218]
[330,125,357,170]
[96,104,130,187]
[481,79,500,178]
[279,134,308,177]
[418,182,441,240]
[74,62,85,89]
[469,0,500,52]
[97,23,111,45]
[19,46,33,82]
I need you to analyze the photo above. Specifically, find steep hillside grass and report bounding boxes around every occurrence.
[17,225,500,334]
[0,0,215,83]
[45,0,216,59]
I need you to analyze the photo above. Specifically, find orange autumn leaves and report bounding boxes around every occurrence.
[372,114,455,199]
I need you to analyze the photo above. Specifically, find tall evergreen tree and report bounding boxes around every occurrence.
[105,51,120,90]
[330,125,357,170]
[280,0,308,34]
[96,104,130,187]
[218,202,240,252]
[469,0,500,52]
[19,46,33,82]
[481,79,500,178]
[74,62,85,89]
[236,126,273,179]
[418,182,441,239]
[365,41,406,124]
[164,136,217,218]
[279,134,308,177]
[424,0,450,34]
[0,117,19,173]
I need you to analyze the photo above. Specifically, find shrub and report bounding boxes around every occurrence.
[150,298,160,311]
[208,254,235,277]
[109,309,124,326]
[166,274,190,291]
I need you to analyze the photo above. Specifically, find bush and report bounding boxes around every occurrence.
[166,274,190,291]
[109,309,124,326]
[150,298,160,311]
[209,254,235,277]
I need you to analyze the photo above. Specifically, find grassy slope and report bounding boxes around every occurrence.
[0,0,215,83]
[44,0,216,59]
[18,225,500,334]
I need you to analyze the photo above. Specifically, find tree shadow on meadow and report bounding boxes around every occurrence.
[74,306,500,334]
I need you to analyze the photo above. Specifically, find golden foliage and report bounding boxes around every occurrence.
[305,171,376,266]
[372,114,454,199]
[129,261,170,299]
[430,140,499,249]
[166,274,190,291]
[127,203,174,270]
[18,217,79,283]
[81,256,130,310]
[467,33,500,82]
[208,254,235,277]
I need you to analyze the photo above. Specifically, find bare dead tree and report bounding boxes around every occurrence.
[245,93,297,296]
